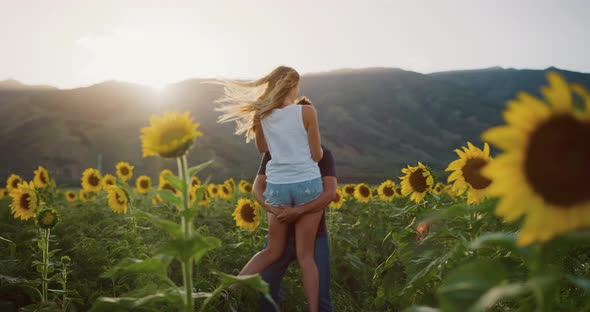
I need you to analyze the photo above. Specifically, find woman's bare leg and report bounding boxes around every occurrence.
[239,212,289,276]
[295,210,323,312]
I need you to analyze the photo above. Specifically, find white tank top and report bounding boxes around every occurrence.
[261,104,321,184]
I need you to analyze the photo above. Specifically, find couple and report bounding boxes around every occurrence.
[218,66,335,311]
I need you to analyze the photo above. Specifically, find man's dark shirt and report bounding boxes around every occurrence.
[257,145,336,237]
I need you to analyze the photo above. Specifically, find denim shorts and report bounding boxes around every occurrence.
[264,177,323,207]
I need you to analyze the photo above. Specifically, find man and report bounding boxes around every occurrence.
[252,144,337,312]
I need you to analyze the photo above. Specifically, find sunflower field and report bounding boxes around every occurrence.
[1,73,590,311]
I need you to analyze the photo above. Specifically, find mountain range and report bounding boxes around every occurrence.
[1,66,588,185]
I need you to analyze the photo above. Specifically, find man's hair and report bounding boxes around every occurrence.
[296,96,313,106]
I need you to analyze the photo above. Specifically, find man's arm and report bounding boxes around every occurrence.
[252,174,282,215]
[276,176,337,224]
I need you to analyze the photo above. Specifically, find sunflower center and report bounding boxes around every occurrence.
[192,180,199,187]
[140,180,149,189]
[160,127,188,144]
[120,167,129,175]
[106,179,114,186]
[360,186,370,197]
[20,193,31,210]
[11,179,20,189]
[334,192,342,203]
[345,186,355,195]
[409,168,428,193]
[68,193,74,199]
[89,174,100,186]
[245,185,252,192]
[40,172,47,184]
[383,186,394,197]
[525,115,590,207]
[115,192,126,205]
[240,204,255,223]
[462,158,491,190]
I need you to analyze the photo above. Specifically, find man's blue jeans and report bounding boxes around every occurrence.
[259,233,333,312]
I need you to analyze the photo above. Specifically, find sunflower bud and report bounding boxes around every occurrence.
[35,208,59,229]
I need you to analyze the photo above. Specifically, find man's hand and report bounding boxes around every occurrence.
[262,202,285,216]
[277,205,302,224]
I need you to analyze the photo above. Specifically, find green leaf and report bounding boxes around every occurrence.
[90,287,181,311]
[215,272,269,293]
[470,275,558,311]
[188,160,214,178]
[404,306,440,312]
[164,174,186,193]
[438,260,506,312]
[470,232,520,254]
[101,255,173,279]
[156,233,221,262]
[133,210,182,238]
[566,275,590,293]
[159,190,182,206]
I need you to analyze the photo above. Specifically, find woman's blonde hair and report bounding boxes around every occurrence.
[215,66,300,142]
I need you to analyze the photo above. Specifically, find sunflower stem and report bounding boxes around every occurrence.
[41,228,50,305]
[177,155,194,312]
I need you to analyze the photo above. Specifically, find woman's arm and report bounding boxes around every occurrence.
[254,125,269,153]
[302,105,323,162]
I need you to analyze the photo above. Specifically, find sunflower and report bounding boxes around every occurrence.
[432,182,445,196]
[81,168,102,192]
[395,186,404,197]
[233,198,260,231]
[191,176,201,188]
[79,189,92,202]
[225,178,236,193]
[445,142,493,204]
[140,112,203,158]
[6,174,23,192]
[354,183,372,203]
[481,72,590,246]
[65,191,77,202]
[33,166,52,189]
[238,180,253,194]
[330,189,345,209]
[35,208,59,229]
[0,188,7,199]
[400,162,435,203]
[207,184,219,198]
[342,184,356,198]
[135,175,152,193]
[378,180,396,202]
[102,174,117,189]
[116,162,134,182]
[9,181,42,220]
[158,180,179,195]
[190,186,210,207]
[218,184,233,200]
[106,185,129,214]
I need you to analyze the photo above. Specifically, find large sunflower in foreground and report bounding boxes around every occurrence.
[102,174,117,190]
[233,198,260,231]
[378,180,396,202]
[400,162,435,203]
[6,174,23,192]
[81,168,102,192]
[9,181,43,220]
[116,162,134,182]
[239,180,253,194]
[135,175,152,193]
[140,112,203,158]
[33,166,52,189]
[354,183,372,203]
[445,142,493,204]
[342,184,356,198]
[106,185,129,214]
[65,191,77,202]
[330,189,345,209]
[481,72,590,246]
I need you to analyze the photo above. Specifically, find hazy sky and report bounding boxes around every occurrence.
[1,0,588,88]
